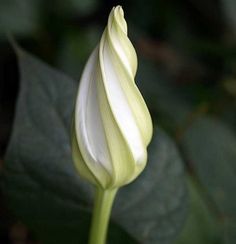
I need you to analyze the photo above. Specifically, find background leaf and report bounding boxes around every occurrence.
[176,178,221,244]
[2,48,187,243]
[180,116,236,243]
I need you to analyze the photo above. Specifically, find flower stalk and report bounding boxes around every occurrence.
[88,187,118,244]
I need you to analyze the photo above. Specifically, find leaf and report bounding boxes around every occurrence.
[2,48,94,244]
[176,177,221,244]
[224,221,236,244]
[181,116,236,243]
[2,48,187,243]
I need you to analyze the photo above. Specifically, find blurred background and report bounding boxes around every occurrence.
[1,0,236,243]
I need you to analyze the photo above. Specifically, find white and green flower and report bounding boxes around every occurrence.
[72,6,153,189]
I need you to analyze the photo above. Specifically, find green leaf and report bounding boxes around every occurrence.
[2,48,187,244]
[176,177,221,244]
[181,116,236,243]
[2,47,94,244]
[224,221,236,244]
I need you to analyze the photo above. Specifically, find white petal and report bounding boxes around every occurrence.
[100,35,146,165]
[75,47,112,173]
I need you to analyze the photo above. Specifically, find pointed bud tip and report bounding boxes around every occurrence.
[115,5,124,16]
[110,5,127,34]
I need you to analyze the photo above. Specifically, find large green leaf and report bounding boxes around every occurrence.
[181,116,236,243]
[2,48,187,244]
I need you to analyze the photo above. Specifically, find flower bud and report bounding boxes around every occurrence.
[72,6,153,189]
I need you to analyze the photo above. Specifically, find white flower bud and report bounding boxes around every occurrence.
[72,6,153,189]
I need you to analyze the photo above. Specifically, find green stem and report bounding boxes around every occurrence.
[88,187,118,244]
